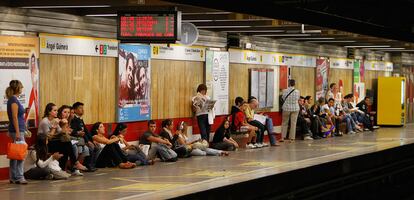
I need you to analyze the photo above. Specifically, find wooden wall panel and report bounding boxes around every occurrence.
[151,59,204,119]
[40,54,116,124]
[229,64,274,111]
[291,67,315,98]
[329,69,353,95]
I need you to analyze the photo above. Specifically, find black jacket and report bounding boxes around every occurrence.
[70,115,92,143]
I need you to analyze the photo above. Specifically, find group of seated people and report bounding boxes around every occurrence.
[295,83,378,140]
[23,101,242,181]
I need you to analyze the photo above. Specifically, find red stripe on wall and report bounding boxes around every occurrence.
[0,167,8,180]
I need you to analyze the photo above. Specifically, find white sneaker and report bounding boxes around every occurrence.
[262,143,269,147]
[347,131,356,134]
[373,125,380,129]
[363,128,370,131]
[246,143,256,149]
[255,143,263,148]
[304,136,314,140]
[72,169,84,176]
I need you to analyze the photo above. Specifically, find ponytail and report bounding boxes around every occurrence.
[5,80,23,99]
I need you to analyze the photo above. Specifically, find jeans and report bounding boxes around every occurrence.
[197,114,211,141]
[265,118,277,145]
[8,132,26,181]
[191,148,222,156]
[148,143,177,161]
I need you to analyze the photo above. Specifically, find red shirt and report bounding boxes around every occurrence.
[230,111,245,130]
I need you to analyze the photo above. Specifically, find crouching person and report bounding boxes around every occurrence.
[139,120,177,162]
[24,135,71,180]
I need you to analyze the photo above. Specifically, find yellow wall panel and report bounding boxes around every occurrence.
[291,66,315,98]
[150,59,204,119]
[40,54,116,124]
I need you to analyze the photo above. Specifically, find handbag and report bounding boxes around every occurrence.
[7,142,28,160]
[280,89,295,112]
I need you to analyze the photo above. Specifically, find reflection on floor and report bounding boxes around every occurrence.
[1,124,413,200]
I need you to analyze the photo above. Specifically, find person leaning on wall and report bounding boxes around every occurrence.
[191,84,211,141]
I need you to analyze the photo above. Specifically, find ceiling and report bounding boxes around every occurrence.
[2,0,414,52]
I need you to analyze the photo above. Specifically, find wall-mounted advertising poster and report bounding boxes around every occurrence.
[316,58,330,100]
[0,36,39,130]
[118,44,151,122]
[205,50,229,115]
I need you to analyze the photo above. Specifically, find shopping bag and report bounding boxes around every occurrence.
[7,142,28,160]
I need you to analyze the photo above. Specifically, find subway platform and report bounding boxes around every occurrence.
[1,125,414,200]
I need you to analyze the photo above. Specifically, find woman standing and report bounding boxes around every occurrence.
[192,84,211,141]
[6,80,28,184]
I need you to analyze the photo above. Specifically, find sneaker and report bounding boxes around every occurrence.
[72,169,84,176]
[255,143,263,148]
[304,136,314,140]
[262,143,269,147]
[15,179,28,184]
[246,143,256,149]
[373,125,380,129]
[364,128,370,131]
[347,131,356,134]
[45,174,54,180]
[75,162,88,171]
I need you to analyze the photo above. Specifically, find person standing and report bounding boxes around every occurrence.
[281,79,300,142]
[192,84,211,141]
[6,80,28,184]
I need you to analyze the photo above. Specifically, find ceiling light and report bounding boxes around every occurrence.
[182,20,214,22]
[289,37,334,40]
[182,12,232,15]
[364,47,405,50]
[197,26,251,28]
[223,30,285,33]
[286,30,322,34]
[382,49,414,52]
[308,40,356,43]
[21,5,111,8]
[345,45,390,48]
[0,30,25,36]
[254,34,311,37]
[85,14,117,17]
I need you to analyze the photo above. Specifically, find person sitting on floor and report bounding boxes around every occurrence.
[160,119,192,158]
[24,134,71,180]
[91,122,135,169]
[176,121,229,156]
[355,96,374,131]
[139,120,177,162]
[211,118,239,151]
[110,123,154,166]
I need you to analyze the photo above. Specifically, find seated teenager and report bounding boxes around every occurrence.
[39,104,88,175]
[24,134,71,180]
[139,120,177,162]
[111,123,154,166]
[176,121,229,156]
[211,119,238,151]
[159,119,192,158]
[318,97,336,137]
[356,97,374,131]
[342,94,363,132]
[230,99,258,148]
[57,105,85,176]
[91,122,135,169]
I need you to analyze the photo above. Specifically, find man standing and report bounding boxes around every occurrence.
[281,79,300,142]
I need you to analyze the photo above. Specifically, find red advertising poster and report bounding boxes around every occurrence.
[279,65,288,90]
[316,58,330,100]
